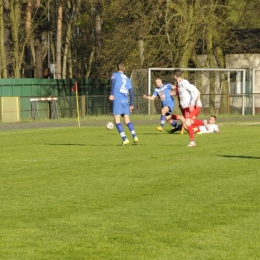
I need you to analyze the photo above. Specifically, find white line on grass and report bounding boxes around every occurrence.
[0,127,77,135]
[0,158,88,163]
[0,156,232,164]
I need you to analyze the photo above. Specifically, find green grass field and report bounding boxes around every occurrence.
[0,119,260,259]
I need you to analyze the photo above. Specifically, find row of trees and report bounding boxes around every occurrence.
[0,0,259,79]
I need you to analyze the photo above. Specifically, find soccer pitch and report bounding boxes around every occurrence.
[0,120,260,259]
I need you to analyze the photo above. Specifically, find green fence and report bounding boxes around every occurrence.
[0,78,112,120]
[18,95,113,119]
[1,78,259,121]
[0,78,110,97]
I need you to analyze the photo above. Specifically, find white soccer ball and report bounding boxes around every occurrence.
[106,122,114,130]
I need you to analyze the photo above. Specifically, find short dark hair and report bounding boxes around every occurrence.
[210,115,217,120]
[117,62,125,71]
[174,68,182,77]
[174,68,181,73]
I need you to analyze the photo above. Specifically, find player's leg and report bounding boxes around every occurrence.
[166,116,178,128]
[179,107,187,134]
[156,105,170,132]
[184,109,196,147]
[113,100,129,145]
[194,106,201,117]
[123,115,138,145]
[187,106,204,138]
[185,107,203,139]
[114,114,129,145]
[166,108,178,129]
[171,109,188,134]
[168,114,183,133]
[193,119,204,126]
[190,118,205,134]
[168,103,178,128]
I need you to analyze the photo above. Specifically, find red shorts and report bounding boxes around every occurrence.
[183,106,201,119]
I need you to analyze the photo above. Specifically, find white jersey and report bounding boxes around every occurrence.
[196,99,202,107]
[178,79,199,109]
[199,124,219,133]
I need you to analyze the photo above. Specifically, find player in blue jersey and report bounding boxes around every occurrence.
[109,62,138,146]
[143,78,178,131]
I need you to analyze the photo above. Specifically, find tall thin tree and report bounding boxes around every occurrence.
[56,0,63,79]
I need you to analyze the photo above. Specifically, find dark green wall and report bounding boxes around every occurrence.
[0,78,110,97]
[0,79,112,120]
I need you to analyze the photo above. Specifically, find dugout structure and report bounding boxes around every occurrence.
[130,68,255,116]
[1,97,20,122]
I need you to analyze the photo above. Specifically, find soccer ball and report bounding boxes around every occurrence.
[106,122,114,130]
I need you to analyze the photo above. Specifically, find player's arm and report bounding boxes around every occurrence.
[189,85,199,105]
[109,75,116,100]
[183,81,198,104]
[129,88,134,107]
[196,90,201,102]
[215,126,220,134]
[129,88,134,112]
[205,125,219,134]
[170,84,176,95]
[196,91,202,107]
[185,83,199,110]
[143,94,156,100]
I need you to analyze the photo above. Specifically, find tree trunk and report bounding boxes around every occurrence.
[62,21,71,79]
[94,0,102,77]
[206,25,216,114]
[85,47,95,78]
[138,37,144,67]
[35,37,43,78]
[56,0,63,79]
[10,0,20,78]
[62,0,71,79]
[178,2,196,68]
[62,0,82,79]
[24,0,33,78]
[215,44,229,114]
[2,0,11,78]
[0,1,7,78]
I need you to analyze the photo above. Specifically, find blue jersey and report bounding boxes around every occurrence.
[111,72,132,101]
[110,71,134,116]
[153,83,174,109]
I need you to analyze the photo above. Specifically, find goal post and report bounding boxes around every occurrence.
[131,67,252,116]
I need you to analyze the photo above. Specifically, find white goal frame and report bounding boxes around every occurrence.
[252,68,260,116]
[148,67,248,116]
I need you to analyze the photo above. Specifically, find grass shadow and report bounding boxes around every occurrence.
[218,155,260,159]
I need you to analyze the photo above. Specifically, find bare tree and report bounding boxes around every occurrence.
[24,0,33,77]
[0,0,8,78]
[9,0,21,77]
[62,0,82,79]
[0,0,259,80]
[55,0,64,79]
[93,0,102,77]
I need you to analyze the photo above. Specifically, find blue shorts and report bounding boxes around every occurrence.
[162,101,174,115]
[113,99,130,116]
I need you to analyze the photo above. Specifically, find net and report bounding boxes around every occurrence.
[131,68,252,116]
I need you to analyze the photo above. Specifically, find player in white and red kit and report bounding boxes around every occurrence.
[173,69,202,147]
[169,91,202,134]
[193,115,220,134]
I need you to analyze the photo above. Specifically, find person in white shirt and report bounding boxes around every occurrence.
[194,115,220,134]
[169,91,202,134]
[173,69,202,147]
